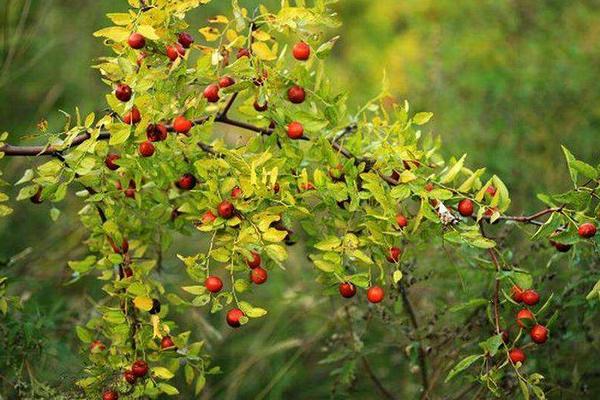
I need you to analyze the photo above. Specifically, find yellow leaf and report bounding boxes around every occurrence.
[153,367,175,380]
[208,15,229,24]
[137,25,160,40]
[198,27,220,42]
[93,26,130,42]
[251,42,277,61]
[252,30,271,41]
[133,296,153,311]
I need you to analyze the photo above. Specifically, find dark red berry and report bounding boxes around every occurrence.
[386,247,401,263]
[226,308,244,328]
[173,116,192,134]
[530,324,548,344]
[367,286,384,303]
[115,84,132,102]
[250,267,268,284]
[176,173,197,190]
[339,282,356,298]
[103,390,119,400]
[217,200,235,219]
[287,85,306,104]
[203,83,220,103]
[237,48,250,59]
[246,251,261,269]
[509,348,526,364]
[128,32,145,49]
[287,121,304,139]
[146,123,168,142]
[131,360,148,378]
[219,76,235,88]
[578,222,596,238]
[292,41,310,61]
[522,289,540,306]
[511,285,524,303]
[253,100,268,112]
[138,141,155,157]
[395,214,408,229]
[123,106,141,125]
[516,308,534,328]
[178,32,194,48]
[123,370,137,384]
[166,43,185,61]
[205,276,223,293]
[458,199,474,217]
[160,336,176,350]
[30,187,43,204]
[201,210,216,224]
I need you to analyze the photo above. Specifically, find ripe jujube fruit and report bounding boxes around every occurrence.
[231,186,242,198]
[122,266,133,279]
[246,251,261,269]
[250,267,268,284]
[160,336,176,350]
[176,173,197,190]
[128,32,145,49]
[219,76,235,88]
[89,339,106,352]
[237,48,250,58]
[367,286,384,303]
[178,32,194,48]
[486,185,497,196]
[458,199,474,217]
[123,370,137,384]
[103,390,119,400]
[501,329,510,344]
[522,289,540,306]
[217,200,235,219]
[287,121,304,139]
[115,84,132,102]
[123,106,141,125]
[149,299,161,315]
[201,210,216,224]
[105,153,120,170]
[339,282,356,298]
[166,43,185,61]
[253,100,268,112]
[578,222,596,238]
[173,115,193,134]
[138,141,155,157]
[146,123,168,142]
[204,276,223,293]
[509,348,526,364]
[292,41,310,61]
[226,308,245,328]
[287,85,306,104]
[203,83,220,103]
[299,181,315,191]
[424,182,434,192]
[516,308,534,328]
[395,214,408,229]
[550,240,571,252]
[511,285,524,303]
[30,187,43,204]
[530,324,548,344]
[131,360,149,378]
[386,247,401,263]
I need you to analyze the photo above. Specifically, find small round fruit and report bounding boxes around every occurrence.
[217,200,235,219]
[511,285,524,303]
[395,214,408,229]
[226,308,245,328]
[149,299,161,315]
[486,185,497,196]
[122,267,133,278]
[203,83,220,103]
[287,121,304,139]
[115,84,132,102]
[578,222,596,238]
[123,370,137,384]
[237,48,250,59]
[128,32,145,49]
[386,247,401,263]
[246,251,261,269]
[522,289,540,306]
[424,183,434,192]
[173,115,193,134]
[30,187,43,204]
[250,267,268,284]
[123,107,141,125]
[219,76,235,88]
[273,182,280,193]
[160,336,176,350]
[178,32,194,48]
[530,324,548,344]
[458,199,474,217]
[205,276,223,293]
[231,186,242,198]
[501,329,510,344]
[105,153,120,170]
[166,43,185,61]
[516,308,534,328]
[138,141,155,157]
[253,100,268,112]
[292,41,310,61]
[509,348,526,364]
[550,240,571,252]
[176,173,197,190]
[89,340,106,352]
[339,282,356,298]
[287,85,306,104]
[103,390,119,400]
[146,123,168,142]
[124,180,136,198]
[367,286,384,303]
[131,360,149,378]
[201,210,217,224]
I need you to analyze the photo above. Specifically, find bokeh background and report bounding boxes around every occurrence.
[1,0,599,399]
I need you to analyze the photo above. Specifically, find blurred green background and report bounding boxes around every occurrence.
[1,0,599,399]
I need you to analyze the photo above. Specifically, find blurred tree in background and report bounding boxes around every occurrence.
[1,1,599,399]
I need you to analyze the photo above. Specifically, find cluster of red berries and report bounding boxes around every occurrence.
[102,359,149,399]
[507,285,549,365]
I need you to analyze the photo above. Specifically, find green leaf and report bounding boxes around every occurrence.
[445,354,482,382]
[315,236,342,251]
[440,154,466,184]
[153,367,175,380]
[158,383,180,395]
[413,112,433,125]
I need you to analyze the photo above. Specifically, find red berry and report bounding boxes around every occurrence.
[509,348,526,364]
[292,41,310,61]
[246,251,261,269]
[219,76,235,88]
[511,285,524,303]
[30,187,43,204]
[501,329,510,344]
[128,32,146,49]
[203,83,220,103]
[146,123,168,142]
[166,43,185,61]
[273,182,280,193]
[138,141,155,157]
[201,210,217,224]
[250,267,268,284]
[122,267,133,278]
[124,180,136,199]
[367,286,384,303]
[160,336,176,350]
[386,247,401,263]
[516,308,534,328]
[395,214,408,229]
[226,308,245,328]
[178,32,194,48]
[458,199,474,217]
[299,182,315,191]
[217,200,235,219]
[231,186,243,198]
[136,51,147,66]
[115,84,132,102]
[550,240,571,252]
[578,222,596,238]
[89,340,106,353]
[530,324,548,344]
[237,48,251,59]
[339,282,356,298]
[204,276,223,293]
[176,173,197,190]
[253,100,268,112]
[123,106,141,125]
[287,85,306,104]
[522,289,540,306]
[424,183,434,192]
[287,121,304,139]
[105,153,120,170]
[486,185,497,196]
[173,116,193,134]
[123,370,137,385]
[131,360,148,378]
[103,390,119,400]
